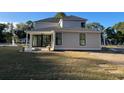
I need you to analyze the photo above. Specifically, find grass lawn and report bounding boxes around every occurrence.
[0,46,124,80]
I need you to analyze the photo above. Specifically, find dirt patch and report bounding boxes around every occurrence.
[89,52,124,64]
[56,51,124,64]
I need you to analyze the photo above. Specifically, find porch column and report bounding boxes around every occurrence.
[26,32,28,46]
[52,31,55,50]
[29,34,32,50]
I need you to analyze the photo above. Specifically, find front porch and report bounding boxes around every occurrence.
[25,31,55,52]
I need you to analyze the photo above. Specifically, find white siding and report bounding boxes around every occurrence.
[54,32,101,50]
[63,20,83,28]
[34,22,59,30]
[34,20,85,29]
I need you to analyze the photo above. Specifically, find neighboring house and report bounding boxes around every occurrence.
[26,15,101,51]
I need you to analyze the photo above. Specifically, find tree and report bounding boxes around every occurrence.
[104,27,119,45]
[0,23,7,31]
[115,31,124,44]
[15,30,26,39]
[15,21,33,39]
[0,23,7,42]
[112,22,124,44]
[86,22,105,31]
[15,23,27,39]
[105,27,116,38]
[9,23,17,45]
[15,21,33,40]
[55,12,66,19]
[113,22,124,34]
[16,23,28,31]
[2,32,12,43]
[26,20,33,31]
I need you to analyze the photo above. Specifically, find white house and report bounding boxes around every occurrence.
[26,15,101,51]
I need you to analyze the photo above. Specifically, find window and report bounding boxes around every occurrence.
[81,22,85,28]
[32,35,51,47]
[56,32,62,45]
[80,33,86,46]
[32,35,38,47]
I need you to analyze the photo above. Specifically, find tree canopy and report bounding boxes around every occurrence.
[26,20,33,30]
[54,12,66,19]
[103,27,124,45]
[16,21,33,31]
[105,27,116,38]
[15,21,33,39]
[113,22,124,34]
[0,23,8,42]
[0,23,7,31]
[16,23,28,31]
[86,22,104,31]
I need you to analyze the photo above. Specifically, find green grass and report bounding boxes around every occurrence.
[0,46,124,80]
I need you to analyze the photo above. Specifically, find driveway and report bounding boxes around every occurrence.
[110,48,124,53]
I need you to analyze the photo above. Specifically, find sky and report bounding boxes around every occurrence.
[0,12,124,27]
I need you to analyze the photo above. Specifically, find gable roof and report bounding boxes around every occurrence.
[35,15,87,23]
[62,15,87,21]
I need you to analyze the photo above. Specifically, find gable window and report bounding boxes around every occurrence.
[79,33,86,46]
[81,22,85,28]
[56,32,62,45]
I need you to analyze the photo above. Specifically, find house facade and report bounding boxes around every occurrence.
[26,15,101,51]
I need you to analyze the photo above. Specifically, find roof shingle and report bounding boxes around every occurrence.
[35,15,87,23]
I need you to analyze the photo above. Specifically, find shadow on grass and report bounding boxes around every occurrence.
[0,47,123,80]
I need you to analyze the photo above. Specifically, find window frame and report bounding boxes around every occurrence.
[81,22,85,28]
[55,32,62,45]
[79,33,86,46]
